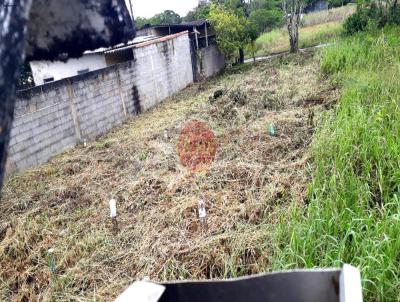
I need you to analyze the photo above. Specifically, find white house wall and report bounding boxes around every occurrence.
[30,54,107,85]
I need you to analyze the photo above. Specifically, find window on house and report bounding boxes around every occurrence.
[43,77,54,83]
[77,69,89,75]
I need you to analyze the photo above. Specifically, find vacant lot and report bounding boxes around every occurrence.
[254,5,356,56]
[0,52,338,301]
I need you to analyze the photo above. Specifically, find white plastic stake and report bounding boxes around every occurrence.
[198,198,207,224]
[110,199,117,218]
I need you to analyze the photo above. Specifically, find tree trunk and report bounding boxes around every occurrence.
[288,22,299,53]
[283,0,303,53]
[239,48,244,64]
[252,43,256,64]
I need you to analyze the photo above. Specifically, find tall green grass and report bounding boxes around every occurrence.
[254,22,342,56]
[273,27,400,301]
[252,5,356,57]
[301,4,356,27]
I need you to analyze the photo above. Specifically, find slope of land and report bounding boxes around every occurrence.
[274,27,400,301]
[0,52,339,301]
[254,5,356,56]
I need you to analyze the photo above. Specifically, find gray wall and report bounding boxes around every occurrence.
[199,45,225,79]
[7,32,193,173]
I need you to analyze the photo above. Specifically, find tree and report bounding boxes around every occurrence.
[208,4,255,62]
[249,8,283,34]
[283,0,305,52]
[135,10,182,29]
[249,0,282,10]
[344,0,400,35]
[135,16,151,29]
[151,10,182,25]
[184,3,212,21]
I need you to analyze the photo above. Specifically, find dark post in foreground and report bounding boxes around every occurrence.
[0,0,135,192]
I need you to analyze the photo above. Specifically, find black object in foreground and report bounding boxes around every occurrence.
[115,264,363,302]
[0,0,135,191]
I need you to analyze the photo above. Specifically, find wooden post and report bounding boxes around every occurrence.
[66,79,82,143]
[205,23,209,47]
[115,68,128,118]
[194,26,199,50]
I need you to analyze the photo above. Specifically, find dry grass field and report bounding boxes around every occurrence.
[0,52,339,301]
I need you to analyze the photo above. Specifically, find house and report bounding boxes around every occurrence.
[29,36,157,86]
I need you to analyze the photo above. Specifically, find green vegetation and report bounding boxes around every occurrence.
[136,0,284,61]
[135,10,182,28]
[254,5,355,56]
[208,3,257,61]
[344,1,400,35]
[273,26,400,301]
[254,21,342,55]
[249,8,283,33]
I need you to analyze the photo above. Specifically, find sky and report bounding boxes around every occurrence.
[125,0,199,18]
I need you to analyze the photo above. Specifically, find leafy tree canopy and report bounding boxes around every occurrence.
[249,8,283,34]
[208,3,256,60]
[135,10,182,29]
[184,3,212,22]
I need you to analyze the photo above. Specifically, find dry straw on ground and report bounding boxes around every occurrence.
[0,52,339,301]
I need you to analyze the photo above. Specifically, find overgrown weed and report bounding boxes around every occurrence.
[273,26,400,301]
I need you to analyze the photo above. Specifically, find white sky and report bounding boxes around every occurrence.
[125,0,199,18]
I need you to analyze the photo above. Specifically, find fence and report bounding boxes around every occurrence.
[7,32,196,173]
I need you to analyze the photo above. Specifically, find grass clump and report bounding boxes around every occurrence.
[273,27,400,301]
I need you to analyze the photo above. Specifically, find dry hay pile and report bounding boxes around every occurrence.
[0,52,339,301]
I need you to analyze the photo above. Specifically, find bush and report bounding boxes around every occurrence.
[344,3,400,35]
[343,8,369,34]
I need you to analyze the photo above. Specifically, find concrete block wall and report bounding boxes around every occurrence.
[131,33,193,111]
[71,68,127,141]
[9,98,77,172]
[200,45,226,78]
[7,32,193,173]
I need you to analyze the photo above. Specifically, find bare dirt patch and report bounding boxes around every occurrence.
[0,52,339,301]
